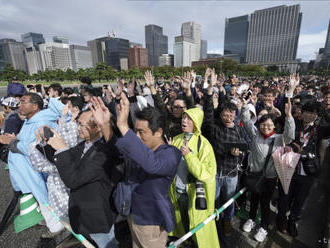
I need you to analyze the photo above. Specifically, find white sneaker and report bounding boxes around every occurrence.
[254,227,268,242]
[243,219,256,233]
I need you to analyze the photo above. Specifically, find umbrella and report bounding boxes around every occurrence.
[272,146,301,194]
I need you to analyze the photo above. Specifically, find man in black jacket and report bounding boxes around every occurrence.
[47,107,121,247]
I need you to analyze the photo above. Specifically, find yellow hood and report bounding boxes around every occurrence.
[184,107,204,136]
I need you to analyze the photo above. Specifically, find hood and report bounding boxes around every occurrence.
[184,107,204,136]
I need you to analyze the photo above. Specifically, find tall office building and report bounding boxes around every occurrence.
[39,42,72,71]
[181,21,201,61]
[129,46,148,68]
[246,5,302,64]
[70,45,93,71]
[145,25,168,66]
[200,40,208,59]
[87,37,109,67]
[174,36,197,67]
[224,15,249,63]
[21,32,45,74]
[159,54,174,66]
[0,39,27,71]
[21,32,45,48]
[105,38,129,70]
[325,20,330,55]
[53,36,69,44]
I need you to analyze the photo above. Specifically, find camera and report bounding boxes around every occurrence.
[195,181,207,210]
[43,126,54,140]
[103,84,108,89]
[27,84,35,89]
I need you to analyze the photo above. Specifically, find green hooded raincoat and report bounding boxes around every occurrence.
[169,108,220,248]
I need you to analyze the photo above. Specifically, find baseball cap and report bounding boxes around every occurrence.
[0,97,19,108]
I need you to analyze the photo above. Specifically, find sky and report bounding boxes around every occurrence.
[0,0,329,62]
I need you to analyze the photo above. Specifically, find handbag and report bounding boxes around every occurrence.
[112,159,138,218]
[243,138,275,194]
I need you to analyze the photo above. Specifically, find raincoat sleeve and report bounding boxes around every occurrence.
[241,105,257,140]
[183,137,217,183]
[282,116,295,144]
[29,142,57,174]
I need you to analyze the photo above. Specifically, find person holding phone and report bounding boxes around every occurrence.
[202,69,248,237]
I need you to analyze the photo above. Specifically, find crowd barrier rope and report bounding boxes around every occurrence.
[45,204,95,248]
[168,187,247,248]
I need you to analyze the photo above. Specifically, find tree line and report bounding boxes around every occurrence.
[0,58,328,83]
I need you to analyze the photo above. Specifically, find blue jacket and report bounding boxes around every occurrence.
[116,130,181,232]
[8,98,64,204]
[7,82,26,96]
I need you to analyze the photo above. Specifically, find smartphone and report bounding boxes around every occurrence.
[43,126,54,140]
[244,90,252,100]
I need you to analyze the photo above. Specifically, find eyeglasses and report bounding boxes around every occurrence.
[173,105,186,110]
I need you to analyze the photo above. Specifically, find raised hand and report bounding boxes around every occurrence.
[207,68,217,95]
[127,78,136,97]
[182,71,192,94]
[144,71,155,88]
[204,68,212,82]
[288,73,300,94]
[90,97,111,128]
[116,92,130,136]
[47,128,67,151]
[190,70,196,82]
[90,96,112,141]
[116,78,124,96]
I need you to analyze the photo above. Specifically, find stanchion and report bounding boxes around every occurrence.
[168,187,247,248]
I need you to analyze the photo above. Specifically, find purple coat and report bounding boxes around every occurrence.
[116,130,181,232]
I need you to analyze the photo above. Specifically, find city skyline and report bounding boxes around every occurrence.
[1,0,329,63]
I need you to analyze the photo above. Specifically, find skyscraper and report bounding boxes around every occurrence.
[200,40,208,59]
[145,25,168,66]
[174,36,197,67]
[324,20,330,55]
[21,32,45,75]
[0,39,27,71]
[224,15,249,63]
[181,21,201,61]
[39,42,72,71]
[21,32,45,48]
[53,36,69,44]
[87,37,109,67]
[129,46,148,68]
[105,38,129,70]
[246,5,302,64]
[69,45,93,71]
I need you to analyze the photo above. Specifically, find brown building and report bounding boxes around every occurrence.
[191,58,217,67]
[129,46,148,68]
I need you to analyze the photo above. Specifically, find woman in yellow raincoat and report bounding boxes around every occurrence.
[169,107,220,248]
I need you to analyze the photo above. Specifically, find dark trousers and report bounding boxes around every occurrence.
[249,178,277,229]
[277,173,314,222]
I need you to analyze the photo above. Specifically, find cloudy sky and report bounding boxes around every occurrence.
[1,0,329,62]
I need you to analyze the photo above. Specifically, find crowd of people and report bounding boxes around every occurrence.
[0,71,329,248]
